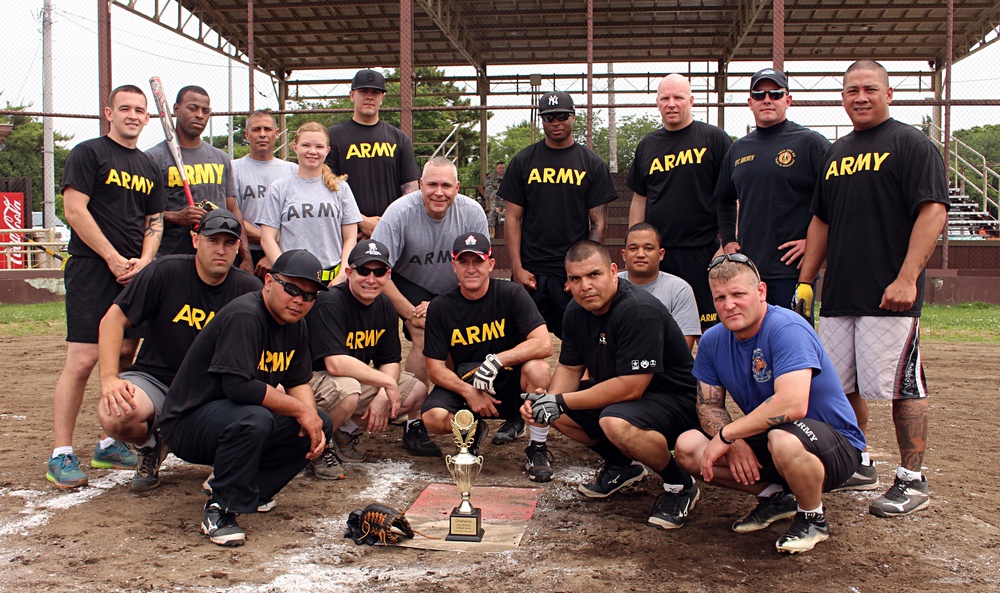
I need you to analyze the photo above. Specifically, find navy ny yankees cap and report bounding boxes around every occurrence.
[538,91,575,115]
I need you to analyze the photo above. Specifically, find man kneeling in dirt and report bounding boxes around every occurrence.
[97,210,261,492]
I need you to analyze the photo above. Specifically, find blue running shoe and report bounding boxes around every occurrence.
[47,453,89,488]
[91,440,139,469]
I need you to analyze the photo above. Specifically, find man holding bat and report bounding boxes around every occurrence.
[47,85,165,488]
[147,85,252,270]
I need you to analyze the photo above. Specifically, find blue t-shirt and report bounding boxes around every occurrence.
[693,305,865,451]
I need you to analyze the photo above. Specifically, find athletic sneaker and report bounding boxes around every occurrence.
[131,436,169,492]
[869,475,930,518]
[467,420,490,457]
[91,440,139,469]
[46,453,88,488]
[256,499,277,513]
[311,447,347,480]
[492,418,526,445]
[402,420,442,457]
[732,492,798,533]
[578,462,647,498]
[775,511,829,554]
[524,441,555,483]
[201,502,245,547]
[832,462,880,492]
[332,428,367,463]
[648,483,700,530]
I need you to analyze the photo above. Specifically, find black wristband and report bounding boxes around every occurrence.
[554,393,567,413]
[718,425,735,445]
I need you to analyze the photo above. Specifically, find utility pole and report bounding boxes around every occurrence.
[42,0,55,227]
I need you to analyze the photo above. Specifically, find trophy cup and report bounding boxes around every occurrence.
[444,409,485,541]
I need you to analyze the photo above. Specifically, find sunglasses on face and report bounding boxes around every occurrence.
[708,253,761,280]
[541,113,572,123]
[750,89,787,101]
[271,275,318,302]
[354,266,389,278]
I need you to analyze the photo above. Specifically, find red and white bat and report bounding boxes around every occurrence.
[149,76,195,208]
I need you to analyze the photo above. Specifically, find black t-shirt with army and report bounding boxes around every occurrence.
[424,279,545,368]
[560,281,696,399]
[307,282,401,371]
[499,141,618,276]
[627,121,733,248]
[61,136,166,259]
[811,118,949,317]
[114,255,262,385]
[715,119,831,280]
[158,291,312,441]
[325,119,420,218]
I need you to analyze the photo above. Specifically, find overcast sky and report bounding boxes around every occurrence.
[3,1,1000,151]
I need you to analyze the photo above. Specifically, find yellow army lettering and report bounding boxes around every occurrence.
[104,168,154,195]
[700,312,718,323]
[345,142,398,159]
[346,329,386,349]
[526,168,587,186]
[257,349,296,373]
[451,319,506,346]
[824,152,890,180]
[167,163,227,187]
[734,154,755,166]
[648,147,708,175]
[171,304,216,330]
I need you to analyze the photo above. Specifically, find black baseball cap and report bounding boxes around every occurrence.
[538,91,575,115]
[349,240,391,269]
[270,249,329,291]
[452,232,491,261]
[750,68,789,90]
[351,69,386,92]
[197,209,242,239]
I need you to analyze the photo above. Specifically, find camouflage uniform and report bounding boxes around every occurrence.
[483,171,504,235]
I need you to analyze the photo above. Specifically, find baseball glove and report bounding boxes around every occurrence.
[344,503,414,546]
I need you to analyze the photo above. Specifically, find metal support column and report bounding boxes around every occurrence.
[586,0,594,149]
[400,0,414,138]
[773,0,785,71]
[98,0,112,136]
[942,0,954,268]
[248,0,255,112]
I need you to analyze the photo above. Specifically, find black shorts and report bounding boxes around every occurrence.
[564,388,698,449]
[393,273,438,342]
[523,272,571,338]
[64,256,127,344]
[422,364,524,421]
[739,418,862,492]
[659,243,718,332]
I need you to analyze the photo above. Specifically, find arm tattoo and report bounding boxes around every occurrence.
[400,181,419,195]
[766,415,788,426]
[144,213,163,239]
[587,203,608,242]
[696,383,732,436]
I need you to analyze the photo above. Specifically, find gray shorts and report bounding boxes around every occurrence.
[120,371,169,422]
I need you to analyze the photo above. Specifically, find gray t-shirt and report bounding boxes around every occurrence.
[257,175,363,269]
[371,191,488,296]
[146,141,237,256]
[232,156,297,253]
[618,271,702,337]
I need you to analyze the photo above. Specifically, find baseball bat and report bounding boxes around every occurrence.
[149,76,196,208]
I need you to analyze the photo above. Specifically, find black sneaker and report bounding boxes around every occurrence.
[131,435,169,492]
[732,491,798,533]
[832,462,879,492]
[467,419,490,457]
[402,420,442,457]
[648,483,700,530]
[492,418,526,445]
[775,511,829,554]
[524,441,555,482]
[201,502,245,547]
[578,462,647,498]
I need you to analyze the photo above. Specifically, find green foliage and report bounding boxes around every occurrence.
[0,104,72,211]
[0,301,65,336]
[952,123,1000,216]
[920,302,1000,343]
[206,114,250,159]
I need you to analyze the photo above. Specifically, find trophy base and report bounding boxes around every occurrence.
[445,506,484,542]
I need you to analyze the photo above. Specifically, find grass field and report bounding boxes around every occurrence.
[0,301,996,342]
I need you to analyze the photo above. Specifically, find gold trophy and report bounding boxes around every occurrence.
[444,409,485,542]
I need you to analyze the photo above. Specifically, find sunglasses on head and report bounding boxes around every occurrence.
[271,275,318,302]
[200,216,241,235]
[750,89,787,101]
[541,113,572,122]
[708,253,761,280]
[354,266,389,278]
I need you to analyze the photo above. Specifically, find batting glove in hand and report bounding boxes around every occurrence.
[473,353,504,395]
[521,392,565,425]
[792,282,814,323]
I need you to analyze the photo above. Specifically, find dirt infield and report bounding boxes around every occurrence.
[0,335,997,593]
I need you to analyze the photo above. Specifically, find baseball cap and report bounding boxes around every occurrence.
[452,232,491,261]
[348,240,391,269]
[750,68,789,90]
[270,249,329,291]
[351,69,386,92]
[538,91,575,115]
[197,209,242,239]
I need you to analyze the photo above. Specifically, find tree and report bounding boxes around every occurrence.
[952,123,1000,216]
[0,103,72,213]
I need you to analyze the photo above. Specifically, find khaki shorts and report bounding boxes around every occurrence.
[818,315,927,401]
[310,370,420,415]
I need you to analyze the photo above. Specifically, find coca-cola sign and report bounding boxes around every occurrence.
[0,192,26,269]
